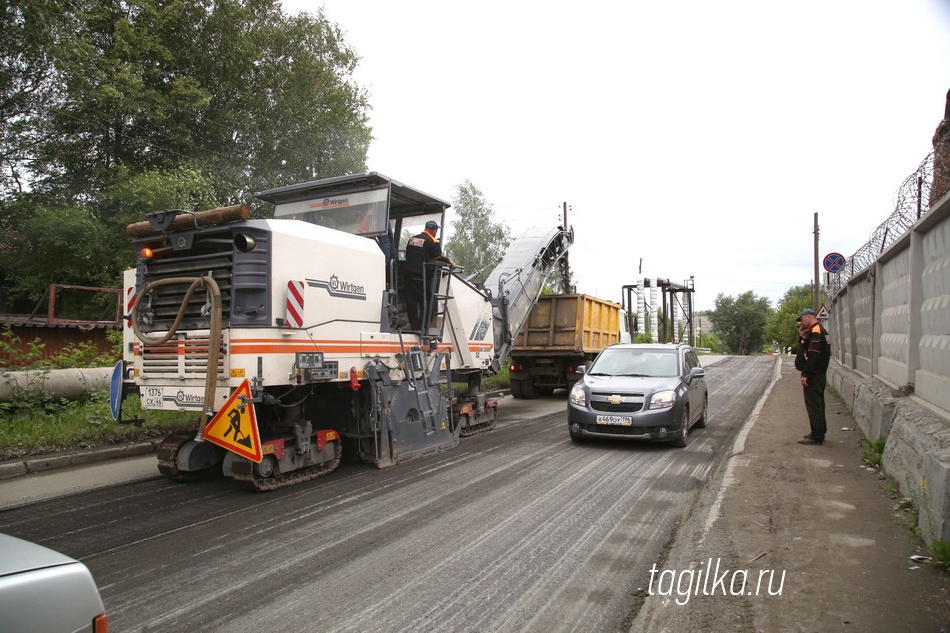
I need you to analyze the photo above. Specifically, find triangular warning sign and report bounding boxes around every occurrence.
[817,304,830,320]
[203,379,262,462]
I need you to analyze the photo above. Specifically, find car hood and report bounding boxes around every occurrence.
[0,533,78,577]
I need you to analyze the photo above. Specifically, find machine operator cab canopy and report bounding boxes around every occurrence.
[255,172,450,255]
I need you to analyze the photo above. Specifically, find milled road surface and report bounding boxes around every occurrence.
[0,356,772,633]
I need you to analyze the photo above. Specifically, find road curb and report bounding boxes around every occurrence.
[0,441,160,480]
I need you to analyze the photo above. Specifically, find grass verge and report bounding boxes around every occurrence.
[0,390,197,461]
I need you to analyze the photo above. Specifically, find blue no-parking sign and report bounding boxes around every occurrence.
[823,252,845,273]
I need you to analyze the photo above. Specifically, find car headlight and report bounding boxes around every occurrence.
[569,386,587,406]
[650,390,675,409]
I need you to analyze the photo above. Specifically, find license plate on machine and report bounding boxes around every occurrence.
[596,415,632,426]
[144,387,164,408]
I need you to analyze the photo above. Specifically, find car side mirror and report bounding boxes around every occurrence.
[576,366,586,375]
[690,367,705,378]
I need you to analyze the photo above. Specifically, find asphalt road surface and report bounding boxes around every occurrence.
[0,355,774,633]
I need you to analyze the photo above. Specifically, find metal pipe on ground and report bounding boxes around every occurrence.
[0,368,113,402]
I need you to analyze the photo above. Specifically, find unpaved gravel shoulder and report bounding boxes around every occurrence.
[632,356,950,632]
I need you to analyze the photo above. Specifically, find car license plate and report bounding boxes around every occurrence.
[596,415,632,426]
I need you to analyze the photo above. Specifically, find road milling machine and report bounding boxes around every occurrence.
[113,172,572,490]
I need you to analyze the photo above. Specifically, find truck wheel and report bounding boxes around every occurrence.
[510,379,524,399]
[512,378,536,399]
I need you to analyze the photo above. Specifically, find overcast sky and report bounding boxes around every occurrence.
[284,0,950,311]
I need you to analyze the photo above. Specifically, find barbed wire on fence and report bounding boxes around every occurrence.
[828,150,934,295]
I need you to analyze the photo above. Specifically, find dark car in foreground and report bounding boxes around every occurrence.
[0,532,108,632]
[567,343,708,447]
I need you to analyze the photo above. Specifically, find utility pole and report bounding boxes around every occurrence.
[813,212,820,310]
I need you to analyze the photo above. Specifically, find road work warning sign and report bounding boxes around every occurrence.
[203,380,262,463]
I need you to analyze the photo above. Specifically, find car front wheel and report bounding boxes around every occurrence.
[672,408,689,448]
[694,395,708,429]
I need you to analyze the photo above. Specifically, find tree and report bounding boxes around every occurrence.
[547,256,576,295]
[0,0,72,197]
[764,284,814,353]
[709,291,773,355]
[0,0,372,313]
[697,331,722,353]
[29,0,371,204]
[444,181,511,285]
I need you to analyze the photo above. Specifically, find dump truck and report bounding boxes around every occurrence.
[112,172,572,490]
[507,294,622,398]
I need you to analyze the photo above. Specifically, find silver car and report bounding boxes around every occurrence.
[567,343,708,447]
[0,532,108,632]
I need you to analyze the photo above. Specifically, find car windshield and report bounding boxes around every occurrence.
[589,349,679,377]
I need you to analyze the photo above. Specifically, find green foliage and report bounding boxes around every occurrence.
[0,0,69,197]
[451,363,510,393]
[697,331,722,352]
[46,341,118,369]
[709,291,774,355]
[0,326,192,458]
[0,326,119,415]
[930,540,950,570]
[444,181,511,285]
[106,328,123,359]
[0,327,45,369]
[764,284,815,353]
[548,258,576,295]
[29,0,370,200]
[101,165,220,227]
[0,325,119,370]
[482,362,510,391]
[861,438,885,469]
[0,327,58,415]
[1,0,371,315]
[0,200,121,306]
[0,394,197,461]
[633,332,654,344]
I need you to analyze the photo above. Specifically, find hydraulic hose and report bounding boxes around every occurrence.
[130,276,223,439]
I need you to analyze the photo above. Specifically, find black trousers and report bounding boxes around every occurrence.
[403,276,425,331]
[803,371,827,439]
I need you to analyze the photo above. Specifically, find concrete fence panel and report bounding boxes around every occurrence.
[830,191,950,546]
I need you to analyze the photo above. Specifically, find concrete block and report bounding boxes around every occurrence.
[25,453,78,473]
[883,399,950,546]
[853,379,898,440]
[0,460,28,480]
[21,442,159,474]
[829,362,859,414]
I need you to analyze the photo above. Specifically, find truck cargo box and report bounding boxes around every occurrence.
[512,294,621,355]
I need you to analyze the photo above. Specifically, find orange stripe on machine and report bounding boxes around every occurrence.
[134,338,492,356]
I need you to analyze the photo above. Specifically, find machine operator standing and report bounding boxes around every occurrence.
[403,220,454,331]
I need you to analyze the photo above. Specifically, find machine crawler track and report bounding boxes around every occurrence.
[157,431,222,481]
[459,418,497,438]
[233,443,343,492]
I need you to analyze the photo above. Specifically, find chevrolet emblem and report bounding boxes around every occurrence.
[607,395,625,405]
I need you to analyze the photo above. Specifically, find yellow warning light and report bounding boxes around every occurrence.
[139,247,154,259]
